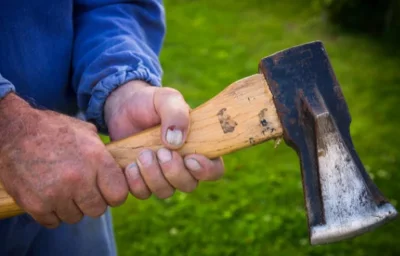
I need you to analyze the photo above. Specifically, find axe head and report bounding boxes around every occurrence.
[259,41,397,245]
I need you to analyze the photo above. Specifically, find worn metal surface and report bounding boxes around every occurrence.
[259,41,397,245]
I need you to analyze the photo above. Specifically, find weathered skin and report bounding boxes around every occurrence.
[0,93,128,228]
[0,80,225,228]
[105,81,225,199]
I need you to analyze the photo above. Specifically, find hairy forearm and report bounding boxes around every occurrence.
[0,93,37,143]
[0,93,31,118]
[0,93,32,141]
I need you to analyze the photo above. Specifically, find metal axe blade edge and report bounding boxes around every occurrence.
[259,41,398,245]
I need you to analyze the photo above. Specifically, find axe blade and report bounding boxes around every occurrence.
[259,41,397,245]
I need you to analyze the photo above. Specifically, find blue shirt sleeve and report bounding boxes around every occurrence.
[72,0,166,132]
[0,74,16,100]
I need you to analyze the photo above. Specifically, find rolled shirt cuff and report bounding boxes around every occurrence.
[85,65,161,133]
[0,76,16,100]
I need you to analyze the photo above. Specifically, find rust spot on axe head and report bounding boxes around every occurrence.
[258,41,397,245]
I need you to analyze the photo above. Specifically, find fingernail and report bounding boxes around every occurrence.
[138,150,153,166]
[185,158,201,171]
[166,127,183,146]
[157,148,172,163]
[126,163,140,179]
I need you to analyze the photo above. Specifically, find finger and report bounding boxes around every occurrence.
[137,149,175,199]
[184,155,225,181]
[97,152,129,207]
[29,212,61,229]
[16,193,60,228]
[55,200,84,224]
[153,88,190,149]
[74,182,108,218]
[157,148,198,193]
[124,162,152,200]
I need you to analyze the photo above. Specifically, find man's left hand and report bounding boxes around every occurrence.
[104,80,225,200]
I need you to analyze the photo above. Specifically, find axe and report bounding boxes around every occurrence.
[0,41,397,245]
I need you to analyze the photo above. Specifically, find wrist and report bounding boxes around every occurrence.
[0,93,31,117]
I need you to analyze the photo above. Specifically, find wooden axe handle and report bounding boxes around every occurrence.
[0,74,283,219]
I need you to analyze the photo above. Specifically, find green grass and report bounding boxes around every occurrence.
[111,1,400,255]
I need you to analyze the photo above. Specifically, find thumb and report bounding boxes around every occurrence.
[153,87,190,149]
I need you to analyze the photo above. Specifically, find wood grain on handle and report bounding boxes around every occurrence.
[107,74,283,168]
[0,183,24,219]
[0,74,283,219]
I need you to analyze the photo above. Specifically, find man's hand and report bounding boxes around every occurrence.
[104,81,225,199]
[0,94,128,228]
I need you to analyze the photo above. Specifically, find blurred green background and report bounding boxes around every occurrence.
[111,0,400,255]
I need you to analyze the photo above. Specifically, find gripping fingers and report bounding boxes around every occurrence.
[126,150,223,199]
[137,149,174,199]
[184,155,225,181]
[24,205,61,229]
[74,188,108,218]
[16,193,61,228]
[124,163,152,199]
[55,200,84,224]
[96,152,129,207]
[157,148,198,193]
[30,212,61,229]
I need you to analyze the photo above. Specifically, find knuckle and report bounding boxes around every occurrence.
[162,87,181,96]
[22,201,48,216]
[154,187,175,199]
[100,164,128,207]
[102,157,119,171]
[81,138,105,158]
[64,214,83,224]
[84,145,103,159]
[130,186,151,200]
[133,191,152,200]
[126,175,152,200]
[75,191,107,217]
[85,122,97,132]
[25,208,59,228]
[27,212,60,229]
[180,181,198,193]
[106,189,128,207]
[62,169,83,184]
[86,204,107,218]
[162,167,180,180]
[204,165,224,181]
[56,207,84,224]
[42,187,59,202]
[43,222,60,229]
[158,88,187,106]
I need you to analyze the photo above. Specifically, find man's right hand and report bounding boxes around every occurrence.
[0,93,128,228]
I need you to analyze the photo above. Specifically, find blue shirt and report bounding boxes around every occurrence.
[0,1,165,255]
[0,0,165,131]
